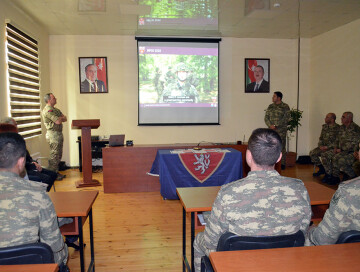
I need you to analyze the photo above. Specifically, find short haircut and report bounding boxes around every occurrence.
[329,113,336,121]
[274,91,283,100]
[256,65,264,73]
[1,117,16,126]
[85,64,96,72]
[344,111,353,121]
[0,132,26,169]
[248,128,282,167]
[44,93,53,103]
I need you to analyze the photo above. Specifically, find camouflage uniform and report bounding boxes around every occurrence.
[42,104,64,172]
[321,122,360,178]
[193,170,311,272]
[0,171,68,266]
[309,123,340,166]
[264,102,291,165]
[307,177,360,245]
[353,160,360,177]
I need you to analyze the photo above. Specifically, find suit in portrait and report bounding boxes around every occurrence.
[81,79,107,93]
[245,80,269,93]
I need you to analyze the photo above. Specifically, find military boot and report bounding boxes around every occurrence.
[321,174,331,183]
[313,165,325,177]
[326,176,340,185]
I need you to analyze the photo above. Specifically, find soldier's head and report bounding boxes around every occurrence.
[246,128,282,169]
[325,113,336,124]
[341,112,353,126]
[44,93,56,106]
[0,117,18,133]
[0,132,26,175]
[272,91,283,104]
[175,63,189,82]
[85,64,97,82]
[1,117,17,127]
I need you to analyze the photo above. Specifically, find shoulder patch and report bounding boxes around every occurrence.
[48,110,53,112]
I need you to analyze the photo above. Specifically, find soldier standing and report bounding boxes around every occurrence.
[310,113,340,176]
[264,91,290,169]
[162,63,199,103]
[321,112,360,185]
[193,128,311,272]
[42,93,67,180]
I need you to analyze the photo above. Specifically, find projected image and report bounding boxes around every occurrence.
[138,0,218,30]
[139,45,218,105]
[137,40,219,125]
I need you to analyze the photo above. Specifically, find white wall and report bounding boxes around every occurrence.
[0,0,50,158]
[50,35,301,166]
[309,19,360,149]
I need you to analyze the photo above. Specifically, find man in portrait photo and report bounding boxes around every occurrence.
[80,63,107,93]
[246,64,269,93]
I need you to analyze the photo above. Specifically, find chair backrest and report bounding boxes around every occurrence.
[216,230,305,251]
[0,242,55,265]
[336,230,360,244]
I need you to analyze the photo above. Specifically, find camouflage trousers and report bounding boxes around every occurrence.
[46,131,63,173]
[309,147,323,166]
[277,130,287,166]
[194,232,210,272]
[321,150,356,178]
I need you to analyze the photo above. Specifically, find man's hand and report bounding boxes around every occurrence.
[334,148,341,154]
[33,162,42,171]
[319,146,328,151]
[55,115,67,124]
[269,125,276,130]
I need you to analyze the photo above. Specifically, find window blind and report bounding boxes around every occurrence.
[5,23,41,139]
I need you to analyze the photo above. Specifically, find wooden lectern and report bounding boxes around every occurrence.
[72,119,101,188]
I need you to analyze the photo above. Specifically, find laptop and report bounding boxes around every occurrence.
[109,134,125,147]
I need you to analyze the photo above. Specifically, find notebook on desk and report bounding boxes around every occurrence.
[109,134,125,147]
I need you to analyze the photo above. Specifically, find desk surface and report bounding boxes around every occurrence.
[0,264,59,272]
[209,243,360,272]
[177,181,335,212]
[49,191,99,217]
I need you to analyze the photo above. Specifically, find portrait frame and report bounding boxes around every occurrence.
[79,57,109,94]
[244,58,270,93]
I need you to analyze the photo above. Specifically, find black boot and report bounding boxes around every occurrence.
[321,174,331,183]
[313,165,325,177]
[326,176,340,185]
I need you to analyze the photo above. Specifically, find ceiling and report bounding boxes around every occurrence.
[7,0,360,39]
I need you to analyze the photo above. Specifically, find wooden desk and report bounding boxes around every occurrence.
[102,143,281,193]
[49,191,98,272]
[0,264,59,272]
[177,182,335,272]
[209,243,360,272]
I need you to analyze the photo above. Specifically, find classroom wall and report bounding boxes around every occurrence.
[0,1,50,159]
[49,35,303,166]
[309,19,360,149]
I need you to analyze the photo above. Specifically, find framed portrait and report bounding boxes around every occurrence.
[245,58,270,93]
[79,57,108,93]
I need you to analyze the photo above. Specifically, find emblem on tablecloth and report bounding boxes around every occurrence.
[179,152,225,183]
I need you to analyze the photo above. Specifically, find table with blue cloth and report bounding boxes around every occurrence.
[149,148,243,199]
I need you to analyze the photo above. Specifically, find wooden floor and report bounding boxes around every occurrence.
[55,164,336,272]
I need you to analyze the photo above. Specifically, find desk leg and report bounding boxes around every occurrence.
[89,209,95,272]
[78,216,85,272]
[191,212,195,272]
[182,207,187,272]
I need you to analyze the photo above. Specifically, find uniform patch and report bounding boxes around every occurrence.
[48,110,53,112]
[179,152,225,183]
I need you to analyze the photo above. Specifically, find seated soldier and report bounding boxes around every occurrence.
[193,128,311,272]
[307,177,360,245]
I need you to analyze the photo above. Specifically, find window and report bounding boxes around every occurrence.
[5,23,41,139]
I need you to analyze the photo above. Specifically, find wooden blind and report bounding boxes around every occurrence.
[5,23,41,139]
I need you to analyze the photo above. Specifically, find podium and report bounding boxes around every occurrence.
[72,119,101,188]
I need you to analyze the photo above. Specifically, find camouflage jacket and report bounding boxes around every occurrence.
[200,170,311,254]
[264,102,291,133]
[338,122,360,152]
[42,104,63,132]
[318,123,341,149]
[307,177,360,245]
[0,171,68,265]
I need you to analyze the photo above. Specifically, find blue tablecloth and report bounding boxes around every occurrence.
[149,148,243,199]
